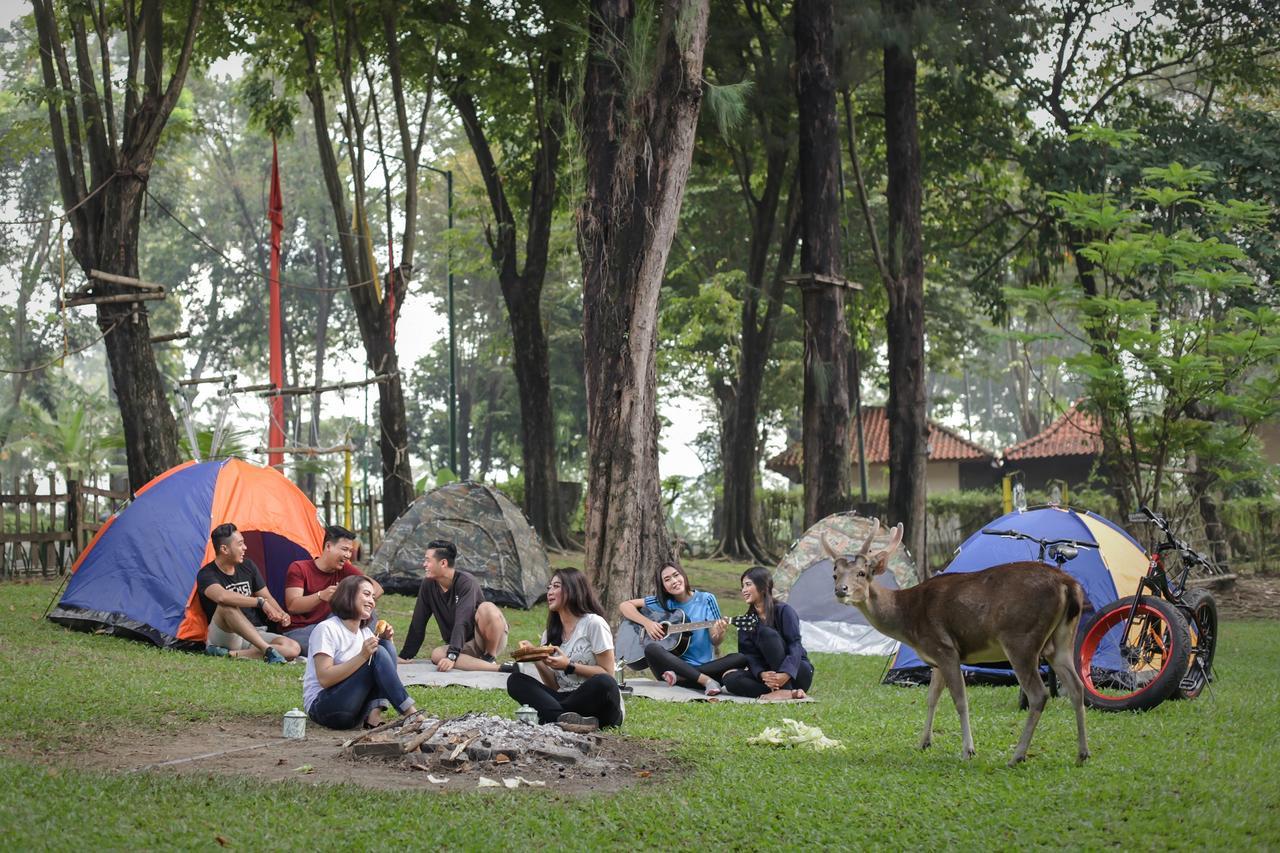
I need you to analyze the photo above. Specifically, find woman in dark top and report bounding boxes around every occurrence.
[722,566,813,700]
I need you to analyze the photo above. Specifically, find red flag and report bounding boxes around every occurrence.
[267,138,286,468]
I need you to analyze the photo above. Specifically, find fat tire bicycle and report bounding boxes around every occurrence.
[1074,505,1219,712]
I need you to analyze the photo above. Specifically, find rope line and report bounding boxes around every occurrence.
[0,314,131,375]
[143,187,382,294]
[0,173,119,226]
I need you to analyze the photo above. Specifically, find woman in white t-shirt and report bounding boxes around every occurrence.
[302,576,420,729]
[505,568,622,731]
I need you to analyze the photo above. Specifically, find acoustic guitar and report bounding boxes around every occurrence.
[616,606,758,670]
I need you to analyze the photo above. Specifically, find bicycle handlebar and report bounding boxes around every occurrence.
[1134,505,1212,567]
[980,529,1098,550]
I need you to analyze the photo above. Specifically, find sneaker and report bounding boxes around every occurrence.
[556,712,600,733]
[264,648,288,665]
[205,645,230,657]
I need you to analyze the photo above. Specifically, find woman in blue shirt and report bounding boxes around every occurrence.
[722,565,812,700]
[619,562,745,695]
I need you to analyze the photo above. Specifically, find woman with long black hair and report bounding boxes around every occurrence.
[505,568,623,731]
[618,561,744,695]
[722,566,813,700]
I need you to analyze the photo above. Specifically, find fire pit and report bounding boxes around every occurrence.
[344,712,628,787]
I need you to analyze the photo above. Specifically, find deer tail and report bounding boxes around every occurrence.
[1065,579,1085,624]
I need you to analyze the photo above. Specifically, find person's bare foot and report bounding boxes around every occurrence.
[759,688,806,702]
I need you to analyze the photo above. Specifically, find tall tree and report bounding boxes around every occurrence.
[880,0,928,568]
[442,2,575,548]
[292,1,433,527]
[579,0,711,612]
[29,0,205,490]
[794,0,852,527]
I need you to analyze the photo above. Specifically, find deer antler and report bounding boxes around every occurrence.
[820,531,839,559]
[859,518,881,556]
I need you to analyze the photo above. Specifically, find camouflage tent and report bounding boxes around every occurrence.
[369,481,550,608]
[775,512,920,655]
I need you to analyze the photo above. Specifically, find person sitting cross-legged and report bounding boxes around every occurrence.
[303,575,420,730]
[398,539,508,672]
[283,524,382,655]
[505,568,623,732]
[197,523,300,663]
[618,561,746,696]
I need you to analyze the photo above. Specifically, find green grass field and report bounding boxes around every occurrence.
[2,573,1278,851]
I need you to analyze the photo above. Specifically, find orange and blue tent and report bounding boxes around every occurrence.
[48,458,324,649]
[883,505,1148,685]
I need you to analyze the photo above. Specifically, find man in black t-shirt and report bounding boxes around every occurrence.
[196,523,300,663]
[397,539,508,672]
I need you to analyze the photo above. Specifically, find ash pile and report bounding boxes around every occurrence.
[344,712,621,782]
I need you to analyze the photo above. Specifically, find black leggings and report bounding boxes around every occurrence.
[506,672,624,727]
[721,626,815,698]
[644,644,748,689]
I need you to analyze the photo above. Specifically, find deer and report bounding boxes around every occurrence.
[826,520,1089,767]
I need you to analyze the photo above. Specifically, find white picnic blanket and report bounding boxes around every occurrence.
[395,662,812,704]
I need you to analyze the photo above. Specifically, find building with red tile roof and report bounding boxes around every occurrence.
[1001,401,1104,489]
[765,406,999,492]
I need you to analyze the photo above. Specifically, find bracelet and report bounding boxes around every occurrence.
[565,662,576,676]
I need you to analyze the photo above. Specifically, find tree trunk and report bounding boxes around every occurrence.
[795,0,851,528]
[716,172,799,562]
[578,0,709,612]
[299,20,414,529]
[449,64,570,549]
[31,0,203,492]
[881,0,929,570]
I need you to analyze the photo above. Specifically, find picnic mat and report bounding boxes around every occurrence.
[396,662,813,704]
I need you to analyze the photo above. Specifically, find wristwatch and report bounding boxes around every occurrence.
[447,650,459,662]
[564,662,577,676]
[256,597,265,610]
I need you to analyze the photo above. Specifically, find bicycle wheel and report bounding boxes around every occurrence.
[1173,588,1218,700]
[1075,595,1192,712]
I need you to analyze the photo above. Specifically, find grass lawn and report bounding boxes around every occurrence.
[2,573,1278,850]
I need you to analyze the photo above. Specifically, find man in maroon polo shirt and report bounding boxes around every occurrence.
[283,524,383,654]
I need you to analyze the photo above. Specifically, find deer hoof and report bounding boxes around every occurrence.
[1077,749,1090,765]
[1007,753,1027,768]
[918,737,932,751]
[961,747,976,761]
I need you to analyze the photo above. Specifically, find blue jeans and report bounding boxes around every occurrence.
[307,639,414,729]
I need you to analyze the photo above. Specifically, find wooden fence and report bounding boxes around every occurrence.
[319,487,384,561]
[0,473,129,578]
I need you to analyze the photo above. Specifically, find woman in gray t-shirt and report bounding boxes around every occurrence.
[505,568,623,730]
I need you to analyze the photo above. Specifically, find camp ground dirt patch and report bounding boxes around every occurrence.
[2,714,682,795]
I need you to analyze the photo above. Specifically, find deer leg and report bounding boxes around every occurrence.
[1007,653,1048,767]
[938,661,974,760]
[919,668,945,750]
[1046,636,1090,765]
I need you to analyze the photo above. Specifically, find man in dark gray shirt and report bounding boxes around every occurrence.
[397,539,509,671]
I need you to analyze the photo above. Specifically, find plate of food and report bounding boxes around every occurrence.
[511,644,556,663]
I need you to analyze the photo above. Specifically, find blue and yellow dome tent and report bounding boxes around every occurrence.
[883,505,1148,685]
[48,459,324,649]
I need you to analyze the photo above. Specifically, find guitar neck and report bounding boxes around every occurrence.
[664,618,729,635]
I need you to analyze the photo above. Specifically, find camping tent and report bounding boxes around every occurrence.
[369,481,549,609]
[48,459,325,649]
[884,505,1148,685]
[775,513,921,655]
